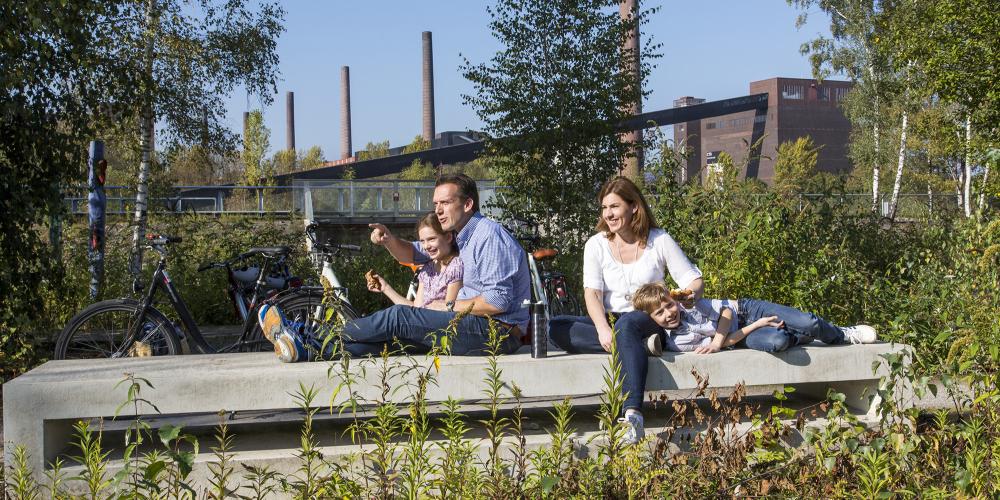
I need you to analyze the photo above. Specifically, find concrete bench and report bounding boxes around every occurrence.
[3,343,908,475]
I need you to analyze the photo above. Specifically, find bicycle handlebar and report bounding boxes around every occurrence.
[146,234,182,245]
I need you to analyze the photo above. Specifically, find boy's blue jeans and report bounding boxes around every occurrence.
[549,312,659,412]
[332,304,521,358]
[736,298,846,352]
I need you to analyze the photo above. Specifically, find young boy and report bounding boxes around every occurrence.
[631,283,877,354]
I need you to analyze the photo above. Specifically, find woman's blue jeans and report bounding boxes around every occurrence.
[737,298,846,352]
[550,312,660,412]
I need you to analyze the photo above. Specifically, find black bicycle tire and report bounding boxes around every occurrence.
[547,283,582,317]
[242,288,360,352]
[54,299,182,359]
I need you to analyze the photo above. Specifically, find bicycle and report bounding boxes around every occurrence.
[508,218,582,317]
[268,223,364,338]
[54,235,324,359]
[196,246,303,351]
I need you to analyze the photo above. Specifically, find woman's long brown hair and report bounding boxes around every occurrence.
[594,176,658,245]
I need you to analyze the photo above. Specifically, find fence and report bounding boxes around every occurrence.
[63,180,503,221]
[64,181,963,221]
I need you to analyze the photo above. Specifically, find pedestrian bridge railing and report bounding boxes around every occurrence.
[63,180,504,221]
[64,181,963,222]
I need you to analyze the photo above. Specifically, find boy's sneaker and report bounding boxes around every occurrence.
[841,324,878,344]
[257,303,285,344]
[619,411,645,445]
[645,333,663,356]
[273,328,311,363]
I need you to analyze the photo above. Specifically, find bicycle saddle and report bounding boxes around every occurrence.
[533,248,558,261]
[245,246,292,257]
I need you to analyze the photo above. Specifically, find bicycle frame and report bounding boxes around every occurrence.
[117,256,214,356]
[119,247,280,357]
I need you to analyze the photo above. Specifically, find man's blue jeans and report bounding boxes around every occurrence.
[549,312,659,412]
[337,304,521,357]
[737,298,846,352]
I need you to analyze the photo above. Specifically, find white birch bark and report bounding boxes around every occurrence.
[129,0,158,278]
[963,113,972,217]
[869,65,881,213]
[887,109,908,220]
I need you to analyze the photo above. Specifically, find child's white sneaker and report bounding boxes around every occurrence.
[841,325,877,344]
[645,333,663,356]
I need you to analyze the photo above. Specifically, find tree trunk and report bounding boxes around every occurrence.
[872,119,881,213]
[927,156,933,216]
[963,113,972,217]
[868,64,881,213]
[129,0,157,279]
[887,109,908,220]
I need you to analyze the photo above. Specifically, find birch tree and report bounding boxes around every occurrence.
[788,0,893,212]
[885,0,999,217]
[100,0,285,279]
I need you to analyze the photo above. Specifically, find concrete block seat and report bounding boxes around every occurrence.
[3,342,908,474]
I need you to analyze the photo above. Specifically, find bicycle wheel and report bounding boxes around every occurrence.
[242,288,360,352]
[54,299,182,359]
[546,278,583,317]
[554,294,582,317]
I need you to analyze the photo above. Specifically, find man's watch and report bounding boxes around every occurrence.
[446,300,456,312]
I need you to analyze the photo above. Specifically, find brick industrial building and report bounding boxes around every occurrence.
[673,77,854,184]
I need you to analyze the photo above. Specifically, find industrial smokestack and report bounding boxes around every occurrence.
[422,31,435,143]
[340,66,352,159]
[620,0,643,179]
[285,91,295,152]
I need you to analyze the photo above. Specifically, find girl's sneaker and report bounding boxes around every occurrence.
[257,303,285,344]
[841,325,878,344]
[273,328,311,363]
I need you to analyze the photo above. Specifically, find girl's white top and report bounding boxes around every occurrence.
[583,228,702,313]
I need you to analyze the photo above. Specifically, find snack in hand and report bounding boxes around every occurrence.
[669,288,690,300]
[365,269,381,291]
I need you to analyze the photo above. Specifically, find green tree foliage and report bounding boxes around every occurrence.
[877,0,999,216]
[461,0,660,248]
[165,145,217,185]
[774,136,822,190]
[704,152,739,190]
[299,146,325,169]
[402,135,432,154]
[400,159,436,181]
[271,149,296,176]
[270,146,325,176]
[357,140,391,161]
[242,110,271,184]
[0,0,284,378]
[789,0,899,209]
[1,0,114,378]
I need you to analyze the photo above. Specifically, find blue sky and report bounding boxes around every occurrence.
[223,0,834,160]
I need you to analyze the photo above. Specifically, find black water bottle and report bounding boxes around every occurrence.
[530,303,548,358]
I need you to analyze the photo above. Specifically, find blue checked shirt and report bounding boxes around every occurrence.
[412,213,530,331]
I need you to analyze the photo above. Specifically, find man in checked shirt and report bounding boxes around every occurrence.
[356,173,530,357]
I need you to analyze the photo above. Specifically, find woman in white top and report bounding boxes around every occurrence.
[549,176,703,444]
